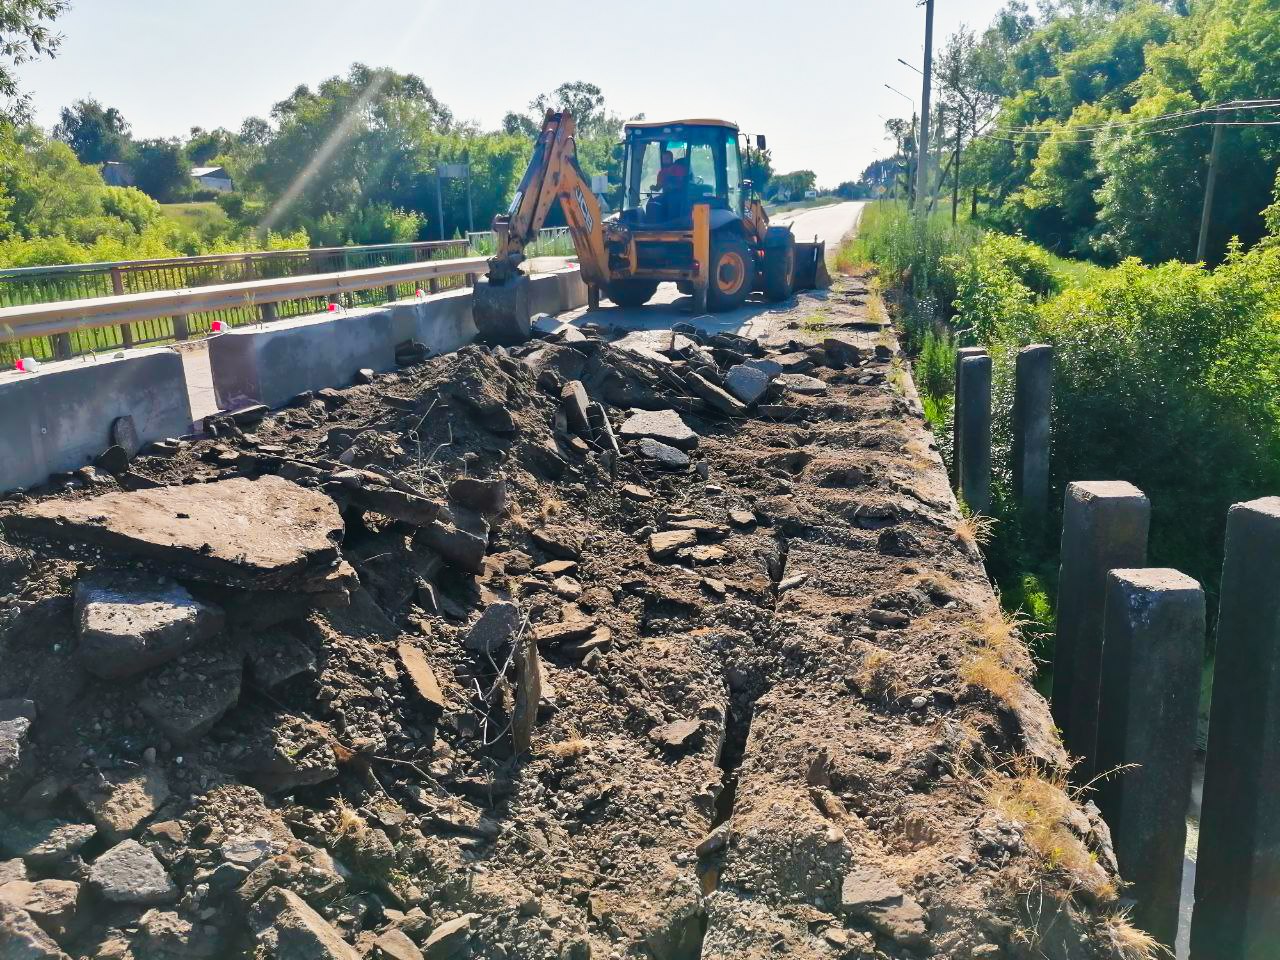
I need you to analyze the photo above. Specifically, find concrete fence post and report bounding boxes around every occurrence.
[1191,497,1280,960]
[957,354,992,515]
[1051,481,1149,781]
[1095,568,1204,949]
[952,345,987,482]
[1012,344,1052,527]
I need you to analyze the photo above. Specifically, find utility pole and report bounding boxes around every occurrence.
[915,0,935,214]
[1197,103,1225,264]
[952,110,962,224]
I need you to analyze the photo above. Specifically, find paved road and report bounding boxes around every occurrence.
[561,200,865,339]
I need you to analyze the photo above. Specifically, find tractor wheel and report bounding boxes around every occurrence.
[605,279,659,308]
[707,235,753,311]
[762,234,796,302]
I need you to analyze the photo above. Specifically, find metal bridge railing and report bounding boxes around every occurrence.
[0,239,472,363]
[0,254,488,366]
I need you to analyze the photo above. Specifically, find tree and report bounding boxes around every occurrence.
[769,170,817,201]
[0,0,68,123]
[186,126,236,165]
[53,98,131,164]
[130,138,189,203]
[742,144,772,195]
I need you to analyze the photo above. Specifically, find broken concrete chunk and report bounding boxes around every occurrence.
[725,365,771,406]
[0,718,31,800]
[823,336,864,366]
[728,510,757,528]
[139,645,242,744]
[534,559,578,577]
[464,601,522,655]
[250,887,359,960]
[560,381,592,436]
[246,631,316,690]
[743,357,784,377]
[136,907,223,959]
[532,615,595,647]
[648,719,703,751]
[685,370,748,416]
[0,899,66,960]
[0,878,81,943]
[2,476,344,591]
[772,351,815,372]
[0,821,96,869]
[376,927,424,960]
[618,410,700,451]
[447,475,507,517]
[72,769,169,843]
[635,438,690,470]
[73,572,225,679]
[89,839,177,905]
[649,529,697,560]
[419,520,488,574]
[777,373,828,395]
[396,643,447,723]
[677,545,728,565]
[840,866,928,948]
[340,484,442,527]
[232,715,338,794]
[422,913,478,960]
[530,526,583,560]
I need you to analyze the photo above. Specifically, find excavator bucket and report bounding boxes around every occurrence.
[793,239,831,291]
[472,274,532,345]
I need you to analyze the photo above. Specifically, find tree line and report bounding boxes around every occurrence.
[861,0,1280,266]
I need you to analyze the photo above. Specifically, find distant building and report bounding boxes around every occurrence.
[101,161,135,187]
[190,166,234,193]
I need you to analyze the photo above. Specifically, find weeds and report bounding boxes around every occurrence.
[986,757,1116,902]
[1102,911,1173,960]
[960,600,1026,704]
[953,511,996,550]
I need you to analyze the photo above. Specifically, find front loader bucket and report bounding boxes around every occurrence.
[473,274,532,345]
[794,240,831,291]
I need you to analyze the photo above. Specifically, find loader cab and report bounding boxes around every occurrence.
[620,119,744,228]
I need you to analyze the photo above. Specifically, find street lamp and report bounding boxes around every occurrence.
[884,85,918,205]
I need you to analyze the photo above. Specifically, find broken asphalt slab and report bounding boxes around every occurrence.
[2,476,344,592]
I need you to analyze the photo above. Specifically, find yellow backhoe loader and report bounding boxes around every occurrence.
[473,111,829,343]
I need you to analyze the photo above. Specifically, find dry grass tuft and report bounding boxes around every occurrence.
[1102,911,1172,960]
[539,495,565,523]
[854,646,906,701]
[335,801,370,838]
[960,600,1026,704]
[953,512,997,550]
[546,737,592,763]
[987,758,1117,903]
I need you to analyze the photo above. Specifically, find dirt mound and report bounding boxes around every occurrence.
[0,280,1125,959]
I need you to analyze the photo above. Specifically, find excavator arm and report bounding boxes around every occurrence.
[473,110,609,343]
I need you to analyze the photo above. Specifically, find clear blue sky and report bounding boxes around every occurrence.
[19,0,1008,186]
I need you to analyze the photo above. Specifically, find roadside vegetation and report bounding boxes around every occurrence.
[846,0,1280,687]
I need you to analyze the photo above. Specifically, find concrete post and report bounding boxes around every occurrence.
[1191,498,1280,960]
[1051,481,1149,782]
[1095,568,1204,949]
[1012,344,1052,526]
[957,354,991,515]
[952,346,987,482]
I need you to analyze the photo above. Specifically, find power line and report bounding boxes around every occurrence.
[984,113,1280,146]
[988,99,1280,138]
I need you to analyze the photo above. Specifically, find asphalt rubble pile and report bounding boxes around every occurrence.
[0,290,1124,960]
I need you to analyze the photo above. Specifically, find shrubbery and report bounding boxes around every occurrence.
[852,194,1280,653]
